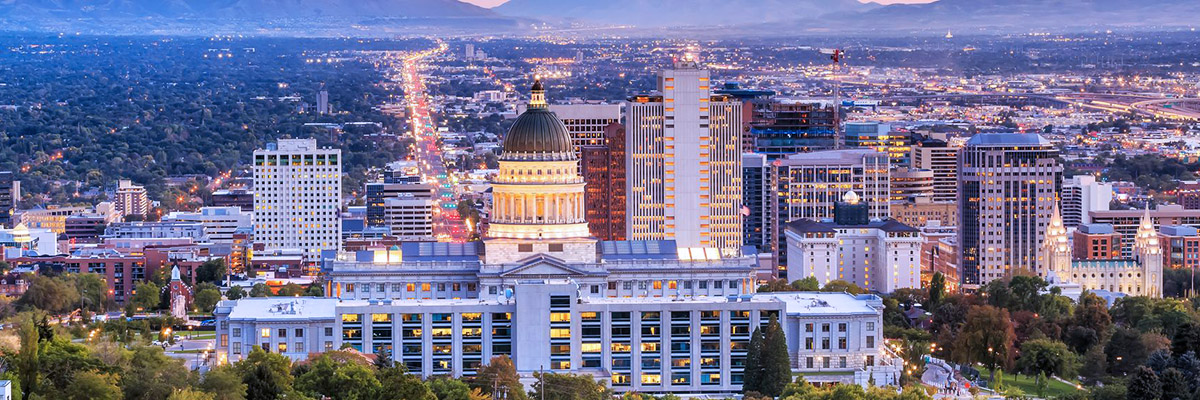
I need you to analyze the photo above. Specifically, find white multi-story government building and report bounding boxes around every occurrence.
[216,82,902,394]
[253,139,342,263]
[625,59,744,256]
[785,192,923,293]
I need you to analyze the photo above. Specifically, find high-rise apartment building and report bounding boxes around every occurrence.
[114,180,150,219]
[253,139,342,264]
[910,135,960,203]
[844,122,911,166]
[772,149,891,273]
[625,60,744,255]
[316,90,330,115]
[742,153,771,253]
[580,123,627,240]
[958,133,1061,287]
[1062,175,1112,227]
[0,171,17,227]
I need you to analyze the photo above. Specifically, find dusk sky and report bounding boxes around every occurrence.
[462,0,936,8]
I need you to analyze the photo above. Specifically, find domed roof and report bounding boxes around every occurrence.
[500,80,575,161]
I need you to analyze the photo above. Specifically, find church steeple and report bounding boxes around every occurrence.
[1134,205,1163,297]
[1040,202,1071,282]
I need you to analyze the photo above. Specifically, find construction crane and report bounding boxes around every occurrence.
[819,48,844,149]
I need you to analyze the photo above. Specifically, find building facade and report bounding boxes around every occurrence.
[0,171,17,228]
[742,153,771,253]
[1161,225,1200,271]
[958,133,1062,287]
[1043,206,1162,297]
[910,136,960,203]
[784,192,923,293]
[164,207,252,243]
[625,61,744,255]
[772,150,891,273]
[1088,205,1200,258]
[844,122,910,166]
[365,181,436,241]
[580,123,627,241]
[114,180,150,219]
[253,139,342,263]
[1062,175,1112,227]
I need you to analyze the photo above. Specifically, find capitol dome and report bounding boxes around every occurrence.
[500,80,575,161]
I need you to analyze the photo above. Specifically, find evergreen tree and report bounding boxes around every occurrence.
[1126,366,1162,400]
[760,315,792,397]
[929,272,945,307]
[1160,368,1190,400]
[1172,322,1200,357]
[742,326,765,394]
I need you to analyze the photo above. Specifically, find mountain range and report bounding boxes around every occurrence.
[494,0,874,28]
[0,0,1197,35]
[0,0,495,19]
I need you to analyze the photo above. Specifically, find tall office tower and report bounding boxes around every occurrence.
[625,59,744,255]
[113,180,149,219]
[911,135,961,203]
[747,100,837,159]
[772,149,891,272]
[889,168,935,202]
[844,122,912,166]
[958,133,1061,287]
[316,90,330,115]
[580,123,627,240]
[0,171,17,227]
[517,103,621,156]
[742,153,771,253]
[465,43,475,60]
[1062,175,1112,227]
[365,180,436,241]
[253,139,342,264]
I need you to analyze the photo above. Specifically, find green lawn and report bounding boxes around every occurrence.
[980,368,1083,398]
[168,349,214,354]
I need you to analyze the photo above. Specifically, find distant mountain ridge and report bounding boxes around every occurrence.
[0,0,496,18]
[494,0,874,27]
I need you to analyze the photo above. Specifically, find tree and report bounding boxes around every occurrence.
[1172,322,1200,357]
[226,286,246,300]
[429,377,486,400]
[233,348,294,400]
[529,372,611,400]
[276,283,305,297]
[742,324,765,394]
[168,388,217,400]
[294,351,380,400]
[952,305,1015,383]
[475,355,527,400]
[18,275,81,314]
[16,312,40,400]
[130,282,162,311]
[122,346,196,400]
[62,371,122,400]
[376,366,435,400]
[75,273,113,314]
[249,283,271,298]
[760,316,792,397]
[200,365,247,400]
[1072,291,1112,336]
[1107,327,1170,376]
[196,259,228,284]
[821,280,865,295]
[1126,366,1162,400]
[194,283,223,313]
[928,272,945,307]
[1160,368,1190,400]
[791,276,820,291]
[1015,339,1078,387]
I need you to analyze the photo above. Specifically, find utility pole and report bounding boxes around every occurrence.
[539,366,544,400]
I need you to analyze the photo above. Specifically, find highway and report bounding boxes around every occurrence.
[397,41,471,243]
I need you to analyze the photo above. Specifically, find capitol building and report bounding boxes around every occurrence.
[215,82,902,394]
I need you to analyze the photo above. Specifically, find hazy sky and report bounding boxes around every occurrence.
[462,0,935,8]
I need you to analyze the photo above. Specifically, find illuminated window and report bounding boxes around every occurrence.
[260,329,270,338]
[641,374,661,385]
[550,312,571,322]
